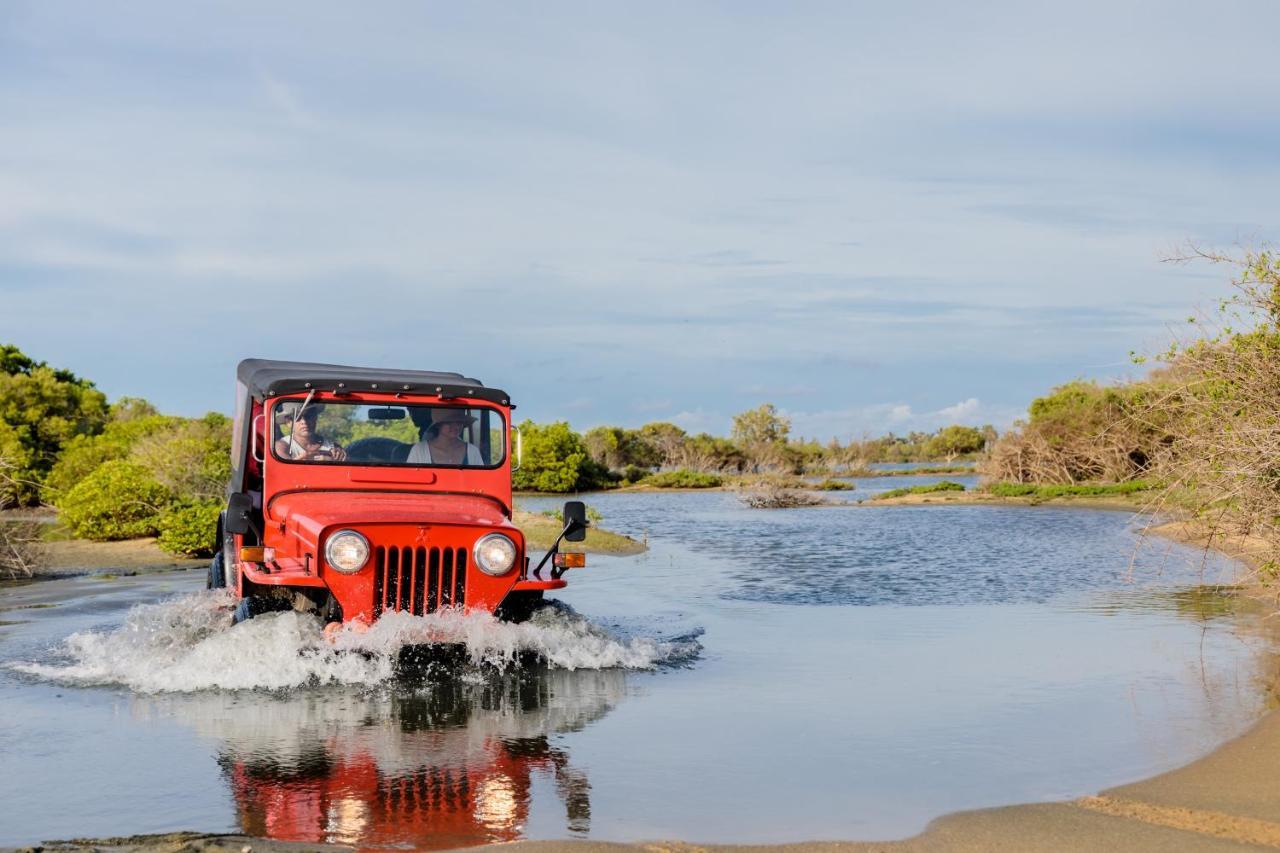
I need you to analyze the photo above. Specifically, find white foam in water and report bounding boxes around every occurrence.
[12,591,700,693]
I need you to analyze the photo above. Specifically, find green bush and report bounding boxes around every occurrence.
[0,344,109,505]
[876,480,966,500]
[129,413,232,502]
[44,412,177,501]
[986,480,1156,498]
[157,500,222,557]
[512,421,592,493]
[59,460,170,540]
[986,482,1039,497]
[0,423,35,509]
[619,464,651,484]
[642,469,723,488]
[814,478,854,491]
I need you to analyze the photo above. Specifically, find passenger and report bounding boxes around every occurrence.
[407,409,483,465]
[275,402,347,462]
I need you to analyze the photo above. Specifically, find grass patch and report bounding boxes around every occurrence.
[814,479,855,491]
[641,469,724,489]
[986,480,1157,499]
[874,481,967,500]
[512,510,646,555]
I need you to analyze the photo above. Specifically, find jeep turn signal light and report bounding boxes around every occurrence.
[239,546,275,563]
[553,552,586,569]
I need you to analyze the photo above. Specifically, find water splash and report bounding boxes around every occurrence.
[11,591,702,693]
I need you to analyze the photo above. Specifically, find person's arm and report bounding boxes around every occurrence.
[309,435,346,462]
[406,442,431,464]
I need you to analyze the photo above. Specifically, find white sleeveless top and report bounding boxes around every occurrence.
[406,441,483,465]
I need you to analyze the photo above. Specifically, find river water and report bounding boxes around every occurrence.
[0,486,1272,848]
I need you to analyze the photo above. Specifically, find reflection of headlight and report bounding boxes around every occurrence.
[475,776,518,830]
[474,533,517,576]
[325,530,370,574]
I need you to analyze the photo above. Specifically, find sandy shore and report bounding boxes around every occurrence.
[862,488,1148,512]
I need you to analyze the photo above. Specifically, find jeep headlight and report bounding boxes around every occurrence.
[325,529,370,574]
[473,533,517,576]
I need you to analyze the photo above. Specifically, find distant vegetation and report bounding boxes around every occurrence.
[874,481,967,500]
[639,469,724,489]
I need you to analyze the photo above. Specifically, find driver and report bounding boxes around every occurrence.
[407,409,482,465]
[275,402,348,462]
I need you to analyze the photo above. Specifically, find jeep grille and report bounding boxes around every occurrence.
[373,545,468,617]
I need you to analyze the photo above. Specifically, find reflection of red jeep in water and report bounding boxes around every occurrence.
[165,669,621,850]
[210,360,587,626]
[227,732,589,850]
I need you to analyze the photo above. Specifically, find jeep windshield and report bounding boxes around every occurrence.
[271,401,506,468]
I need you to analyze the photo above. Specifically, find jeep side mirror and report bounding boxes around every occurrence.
[563,500,588,542]
[225,492,254,535]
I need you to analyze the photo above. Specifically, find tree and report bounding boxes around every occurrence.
[638,422,688,468]
[0,345,108,504]
[731,403,792,472]
[731,403,790,446]
[924,425,986,462]
[682,433,748,472]
[512,420,592,493]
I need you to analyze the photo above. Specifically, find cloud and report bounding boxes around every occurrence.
[783,398,1025,442]
[938,398,981,421]
[256,67,316,128]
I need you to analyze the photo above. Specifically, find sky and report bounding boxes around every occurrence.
[1,1,1276,441]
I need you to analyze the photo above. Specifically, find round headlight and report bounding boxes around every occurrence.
[473,533,518,576]
[325,529,370,574]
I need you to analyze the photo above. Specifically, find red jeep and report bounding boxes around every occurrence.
[210,359,586,626]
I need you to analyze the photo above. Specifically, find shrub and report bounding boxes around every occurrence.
[157,500,222,557]
[0,520,43,578]
[619,464,651,484]
[59,460,170,540]
[986,482,1038,497]
[986,480,1156,499]
[981,380,1169,485]
[875,481,966,500]
[129,413,232,502]
[814,478,854,491]
[0,424,35,509]
[642,469,723,488]
[512,421,592,493]
[44,412,177,501]
[0,345,109,504]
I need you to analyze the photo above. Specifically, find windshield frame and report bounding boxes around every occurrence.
[268,398,509,470]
